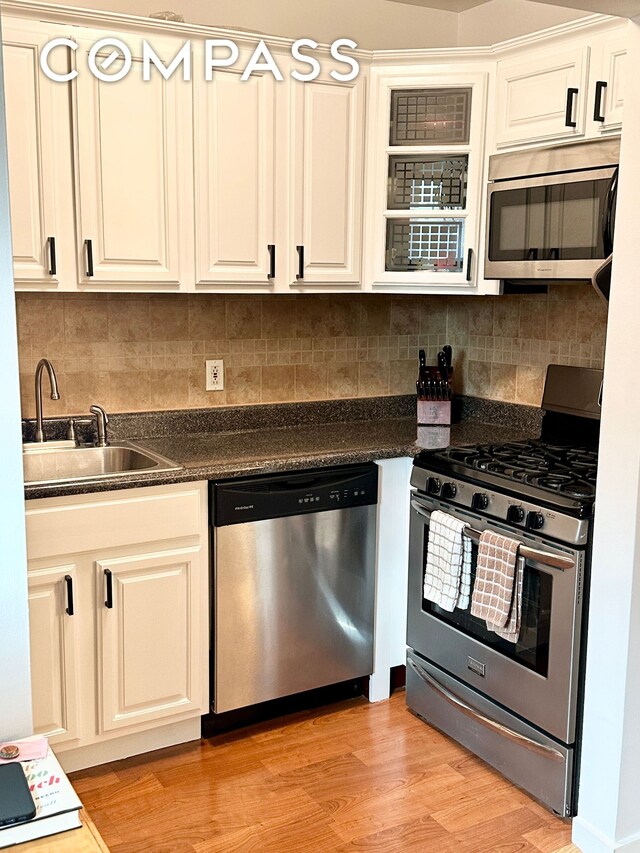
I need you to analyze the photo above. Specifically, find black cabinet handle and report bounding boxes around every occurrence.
[267,244,276,280]
[104,568,113,609]
[296,245,304,281]
[465,248,473,282]
[565,87,578,128]
[64,575,74,616]
[47,236,57,276]
[594,80,607,122]
[85,238,94,278]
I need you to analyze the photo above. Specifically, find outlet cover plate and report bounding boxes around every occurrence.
[205,359,224,392]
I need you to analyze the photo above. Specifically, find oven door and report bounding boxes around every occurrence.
[485,166,617,280]
[407,493,585,744]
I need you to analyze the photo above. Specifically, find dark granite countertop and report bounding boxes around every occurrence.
[23,396,542,501]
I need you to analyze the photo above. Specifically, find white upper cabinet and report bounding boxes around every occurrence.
[495,45,590,148]
[73,34,192,287]
[2,19,74,288]
[593,32,626,134]
[494,23,627,150]
[193,51,276,287]
[365,68,493,293]
[288,74,365,287]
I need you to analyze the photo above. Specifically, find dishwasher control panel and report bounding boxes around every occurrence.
[213,464,379,526]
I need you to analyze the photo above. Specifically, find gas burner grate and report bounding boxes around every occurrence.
[429,437,599,503]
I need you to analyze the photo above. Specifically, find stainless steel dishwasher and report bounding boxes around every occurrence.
[211,464,378,713]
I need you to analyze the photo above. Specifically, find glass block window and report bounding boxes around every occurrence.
[390,88,472,145]
[385,218,464,273]
[388,155,468,210]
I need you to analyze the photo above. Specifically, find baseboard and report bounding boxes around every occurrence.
[57,717,201,773]
[573,817,640,853]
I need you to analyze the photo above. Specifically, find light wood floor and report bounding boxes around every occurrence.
[71,692,579,853]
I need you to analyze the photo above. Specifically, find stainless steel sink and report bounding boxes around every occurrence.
[23,440,181,486]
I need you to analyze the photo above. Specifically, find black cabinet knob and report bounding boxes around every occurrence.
[427,477,441,495]
[471,492,489,511]
[507,505,525,524]
[441,482,457,500]
[526,511,545,530]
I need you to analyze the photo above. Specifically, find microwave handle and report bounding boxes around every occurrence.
[603,167,618,257]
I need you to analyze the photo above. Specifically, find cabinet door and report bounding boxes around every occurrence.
[96,547,204,732]
[290,76,365,286]
[28,564,80,745]
[495,45,589,147]
[193,56,276,286]
[73,35,191,287]
[365,70,491,293]
[597,34,626,133]
[1,21,67,287]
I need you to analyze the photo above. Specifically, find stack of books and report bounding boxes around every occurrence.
[0,747,82,848]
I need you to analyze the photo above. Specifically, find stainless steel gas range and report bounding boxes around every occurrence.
[406,364,602,817]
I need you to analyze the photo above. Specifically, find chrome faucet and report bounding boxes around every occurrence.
[34,359,60,443]
[90,404,109,447]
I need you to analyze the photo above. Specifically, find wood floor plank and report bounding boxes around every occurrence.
[336,813,453,852]
[73,691,575,853]
[524,821,575,853]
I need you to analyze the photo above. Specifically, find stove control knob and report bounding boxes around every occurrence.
[427,477,441,495]
[506,505,525,524]
[526,511,545,531]
[441,482,457,500]
[471,492,489,511]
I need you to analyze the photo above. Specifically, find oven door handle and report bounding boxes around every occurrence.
[410,499,575,571]
[408,659,565,763]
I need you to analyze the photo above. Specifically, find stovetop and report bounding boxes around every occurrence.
[423,439,598,502]
[413,434,598,536]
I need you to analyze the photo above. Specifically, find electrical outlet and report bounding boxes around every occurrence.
[205,359,224,392]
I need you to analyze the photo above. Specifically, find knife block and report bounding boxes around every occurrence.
[417,399,452,426]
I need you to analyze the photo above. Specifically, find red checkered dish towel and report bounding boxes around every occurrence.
[423,510,472,612]
[470,529,524,644]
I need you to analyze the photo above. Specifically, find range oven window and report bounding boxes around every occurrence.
[488,177,611,262]
[422,534,551,677]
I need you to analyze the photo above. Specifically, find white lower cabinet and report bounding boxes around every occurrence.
[97,547,203,733]
[25,482,209,768]
[27,563,80,745]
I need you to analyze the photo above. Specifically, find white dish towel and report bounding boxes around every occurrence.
[423,510,472,612]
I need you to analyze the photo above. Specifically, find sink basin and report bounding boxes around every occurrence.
[23,440,181,486]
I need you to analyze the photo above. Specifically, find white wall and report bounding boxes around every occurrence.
[0,22,33,740]
[52,0,460,50]
[572,17,640,853]
[457,0,589,46]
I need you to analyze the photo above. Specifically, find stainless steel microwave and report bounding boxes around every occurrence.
[485,138,619,283]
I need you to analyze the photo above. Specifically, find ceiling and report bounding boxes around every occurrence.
[386,0,489,9]
[388,0,640,13]
[532,0,640,15]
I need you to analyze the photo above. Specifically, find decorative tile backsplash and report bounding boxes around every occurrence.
[15,286,607,416]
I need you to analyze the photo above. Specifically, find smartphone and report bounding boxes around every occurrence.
[0,763,37,827]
